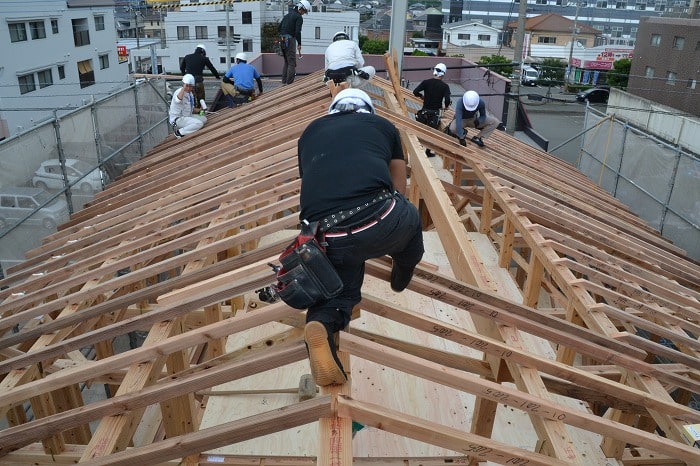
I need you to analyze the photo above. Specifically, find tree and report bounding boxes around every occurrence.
[260,21,280,53]
[539,58,566,86]
[362,39,390,55]
[477,54,513,78]
[606,58,631,89]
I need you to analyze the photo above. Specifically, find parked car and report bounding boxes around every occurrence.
[521,66,540,86]
[576,87,610,104]
[32,158,105,194]
[0,187,70,230]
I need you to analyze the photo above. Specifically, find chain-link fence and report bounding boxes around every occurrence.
[577,109,700,260]
[0,78,172,274]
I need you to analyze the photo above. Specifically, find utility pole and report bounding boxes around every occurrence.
[225,0,232,68]
[567,1,581,84]
[505,0,528,135]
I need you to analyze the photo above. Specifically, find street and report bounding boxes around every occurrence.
[517,84,595,166]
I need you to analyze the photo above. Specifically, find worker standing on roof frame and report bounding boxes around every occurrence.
[278,0,310,85]
[297,89,425,387]
[180,44,221,104]
[413,62,451,157]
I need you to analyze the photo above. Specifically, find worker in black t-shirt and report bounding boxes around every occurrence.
[297,88,425,387]
[278,0,310,85]
[180,44,221,104]
[413,63,451,157]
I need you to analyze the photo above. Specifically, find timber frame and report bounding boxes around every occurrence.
[0,54,698,465]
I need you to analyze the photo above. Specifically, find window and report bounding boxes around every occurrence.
[578,38,588,46]
[536,0,547,4]
[242,11,252,24]
[72,18,90,46]
[219,57,227,64]
[177,26,189,40]
[666,71,676,85]
[457,33,470,40]
[696,40,700,50]
[196,25,207,39]
[631,27,637,38]
[688,79,697,89]
[672,36,684,50]
[243,38,253,52]
[94,15,105,31]
[77,59,95,88]
[650,34,661,46]
[37,69,53,88]
[99,53,110,69]
[58,65,65,79]
[18,74,36,94]
[218,25,234,39]
[635,0,646,9]
[596,0,608,7]
[9,23,28,42]
[30,21,46,39]
[315,27,320,40]
[654,0,666,11]
[644,66,654,78]
[537,36,556,44]
[478,34,491,41]
[615,0,626,7]
[611,26,622,38]
[51,19,59,33]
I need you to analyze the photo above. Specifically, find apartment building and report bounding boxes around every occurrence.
[0,0,129,139]
[627,16,700,116]
[159,1,361,73]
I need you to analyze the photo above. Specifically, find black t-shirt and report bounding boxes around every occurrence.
[413,78,451,111]
[298,111,404,221]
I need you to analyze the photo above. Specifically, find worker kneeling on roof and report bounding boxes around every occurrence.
[169,74,207,139]
[297,88,424,386]
[221,52,263,107]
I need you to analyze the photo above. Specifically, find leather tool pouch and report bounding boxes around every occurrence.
[416,109,441,129]
[271,221,343,309]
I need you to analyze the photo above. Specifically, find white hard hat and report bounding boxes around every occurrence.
[329,88,375,114]
[462,90,479,111]
[433,63,446,77]
[297,0,311,12]
[235,52,248,62]
[182,74,195,85]
[333,31,349,42]
[196,44,206,52]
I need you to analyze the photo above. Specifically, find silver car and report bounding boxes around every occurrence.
[32,158,105,194]
[0,187,70,230]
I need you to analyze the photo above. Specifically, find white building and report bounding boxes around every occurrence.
[0,0,129,139]
[442,21,502,48]
[156,1,360,73]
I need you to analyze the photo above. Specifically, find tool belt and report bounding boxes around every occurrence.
[416,109,441,129]
[324,66,355,84]
[271,220,343,309]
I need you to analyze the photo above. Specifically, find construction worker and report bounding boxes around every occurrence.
[446,90,501,148]
[169,74,206,139]
[221,52,263,107]
[297,89,425,386]
[278,0,310,85]
[180,44,221,104]
[413,63,451,156]
[324,31,375,86]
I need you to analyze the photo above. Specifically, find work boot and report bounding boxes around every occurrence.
[390,262,416,292]
[174,130,183,139]
[425,148,436,158]
[304,321,347,386]
[471,136,485,147]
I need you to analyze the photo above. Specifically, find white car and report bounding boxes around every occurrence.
[32,158,105,194]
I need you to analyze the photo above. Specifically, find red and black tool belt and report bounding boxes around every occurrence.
[271,220,343,309]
